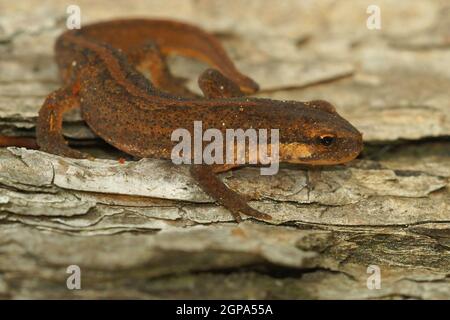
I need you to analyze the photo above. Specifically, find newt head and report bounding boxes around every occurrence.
[276,100,363,166]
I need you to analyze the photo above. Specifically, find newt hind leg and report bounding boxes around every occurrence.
[129,41,199,98]
[36,87,88,159]
[198,68,244,99]
[190,164,272,222]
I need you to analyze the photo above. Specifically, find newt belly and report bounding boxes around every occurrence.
[35,18,363,221]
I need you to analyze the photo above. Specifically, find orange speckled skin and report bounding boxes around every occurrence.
[35,19,363,221]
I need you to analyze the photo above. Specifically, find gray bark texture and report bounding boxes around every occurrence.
[0,0,449,299]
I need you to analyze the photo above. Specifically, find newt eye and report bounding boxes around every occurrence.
[319,135,335,146]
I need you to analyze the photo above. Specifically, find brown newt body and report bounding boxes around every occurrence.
[35,18,363,221]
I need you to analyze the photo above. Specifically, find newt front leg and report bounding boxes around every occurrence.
[190,164,272,222]
[193,69,271,221]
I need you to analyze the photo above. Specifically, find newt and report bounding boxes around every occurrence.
[21,19,362,221]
